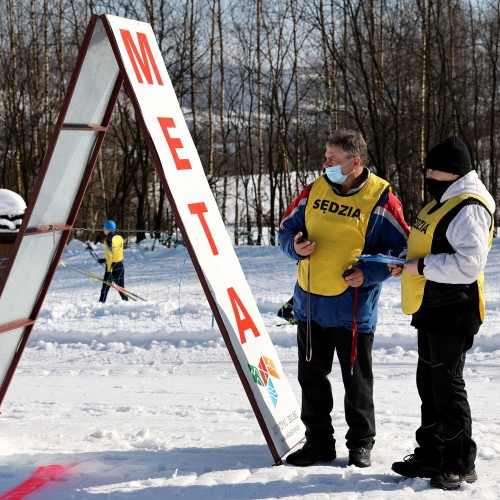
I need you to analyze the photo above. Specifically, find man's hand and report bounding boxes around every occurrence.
[294,232,315,257]
[388,263,404,278]
[343,267,364,288]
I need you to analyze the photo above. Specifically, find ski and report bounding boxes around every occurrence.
[60,260,145,301]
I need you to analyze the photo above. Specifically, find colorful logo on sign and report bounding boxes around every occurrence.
[248,356,280,407]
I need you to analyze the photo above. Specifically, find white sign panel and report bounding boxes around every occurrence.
[103,15,304,459]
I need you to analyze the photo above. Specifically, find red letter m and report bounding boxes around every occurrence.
[120,29,164,86]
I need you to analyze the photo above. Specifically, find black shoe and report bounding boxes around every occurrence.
[391,453,440,479]
[464,468,478,483]
[286,441,337,466]
[348,447,371,468]
[430,472,462,490]
[430,468,477,490]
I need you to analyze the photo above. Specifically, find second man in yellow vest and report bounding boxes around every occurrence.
[390,136,495,490]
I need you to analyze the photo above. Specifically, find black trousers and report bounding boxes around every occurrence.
[415,328,476,474]
[297,321,375,450]
[99,262,128,302]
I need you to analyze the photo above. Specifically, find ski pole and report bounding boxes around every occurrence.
[86,243,105,268]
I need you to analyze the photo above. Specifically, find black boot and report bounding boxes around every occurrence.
[392,453,441,479]
[286,441,336,467]
[348,447,371,467]
[430,469,477,490]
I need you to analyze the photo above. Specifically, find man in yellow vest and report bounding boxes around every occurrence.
[390,136,495,490]
[98,219,128,303]
[279,129,409,468]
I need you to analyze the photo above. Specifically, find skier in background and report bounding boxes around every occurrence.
[98,219,128,303]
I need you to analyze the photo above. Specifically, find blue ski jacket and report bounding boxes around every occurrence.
[278,170,409,334]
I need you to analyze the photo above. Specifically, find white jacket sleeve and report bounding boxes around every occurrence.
[423,204,492,284]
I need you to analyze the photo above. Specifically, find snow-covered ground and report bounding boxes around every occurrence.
[1,237,500,499]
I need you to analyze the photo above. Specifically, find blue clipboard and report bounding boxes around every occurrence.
[357,254,407,265]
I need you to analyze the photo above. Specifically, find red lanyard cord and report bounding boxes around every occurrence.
[350,287,359,375]
[305,256,312,362]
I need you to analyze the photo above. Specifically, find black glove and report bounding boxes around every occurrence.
[98,258,106,264]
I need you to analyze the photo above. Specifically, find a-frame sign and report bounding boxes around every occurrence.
[0,14,304,463]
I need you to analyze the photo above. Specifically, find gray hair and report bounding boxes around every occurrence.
[326,129,367,163]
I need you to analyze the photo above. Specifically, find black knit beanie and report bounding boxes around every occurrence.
[424,136,472,176]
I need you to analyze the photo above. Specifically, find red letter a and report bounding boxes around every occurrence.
[227,287,261,344]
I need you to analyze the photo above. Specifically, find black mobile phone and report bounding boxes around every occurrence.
[342,268,355,278]
[297,230,308,244]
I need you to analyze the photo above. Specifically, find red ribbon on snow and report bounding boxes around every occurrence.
[350,288,359,375]
[0,463,77,500]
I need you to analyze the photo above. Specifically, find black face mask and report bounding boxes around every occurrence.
[425,178,456,201]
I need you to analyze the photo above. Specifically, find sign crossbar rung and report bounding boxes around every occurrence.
[0,320,35,335]
[24,225,73,235]
[62,124,108,131]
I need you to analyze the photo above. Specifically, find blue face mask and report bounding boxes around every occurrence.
[325,159,353,184]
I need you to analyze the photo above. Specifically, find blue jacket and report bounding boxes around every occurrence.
[278,171,409,333]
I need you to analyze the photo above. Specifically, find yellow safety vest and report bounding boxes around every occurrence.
[298,174,389,296]
[402,194,493,320]
[104,234,124,272]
